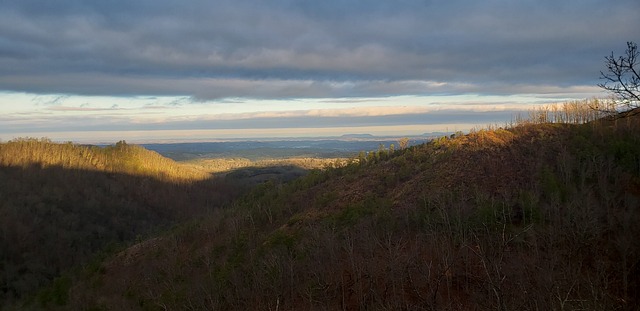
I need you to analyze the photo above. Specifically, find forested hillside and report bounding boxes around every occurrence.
[0,139,208,182]
[0,139,239,307]
[47,110,640,310]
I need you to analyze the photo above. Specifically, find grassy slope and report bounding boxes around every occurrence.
[20,117,640,309]
[0,139,240,308]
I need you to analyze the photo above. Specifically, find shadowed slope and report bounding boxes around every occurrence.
[18,116,640,310]
[0,140,240,308]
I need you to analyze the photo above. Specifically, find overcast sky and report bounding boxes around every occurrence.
[1,0,638,142]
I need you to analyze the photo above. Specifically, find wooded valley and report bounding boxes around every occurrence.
[1,100,639,310]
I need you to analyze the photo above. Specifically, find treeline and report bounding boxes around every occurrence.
[513,98,616,125]
[355,99,614,168]
[0,138,209,182]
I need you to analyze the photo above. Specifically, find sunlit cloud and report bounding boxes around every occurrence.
[47,105,122,112]
[200,104,529,121]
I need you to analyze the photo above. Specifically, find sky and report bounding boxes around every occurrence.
[1,0,638,143]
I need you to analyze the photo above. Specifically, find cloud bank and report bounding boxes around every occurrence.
[1,0,638,100]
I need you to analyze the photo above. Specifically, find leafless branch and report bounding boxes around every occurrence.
[598,42,640,117]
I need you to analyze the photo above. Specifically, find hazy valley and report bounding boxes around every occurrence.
[3,1,638,310]
[140,136,431,161]
[1,101,639,310]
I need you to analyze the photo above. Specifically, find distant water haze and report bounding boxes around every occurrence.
[3,124,472,144]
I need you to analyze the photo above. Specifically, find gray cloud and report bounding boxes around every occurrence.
[0,0,638,100]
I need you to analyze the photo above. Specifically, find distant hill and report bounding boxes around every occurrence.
[339,133,375,139]
[52,113,640,310]
[421,131,453,137]
[142,138,428,161]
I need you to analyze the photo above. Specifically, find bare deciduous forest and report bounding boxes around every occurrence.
[2,98,638,310]
[0,140,242,307]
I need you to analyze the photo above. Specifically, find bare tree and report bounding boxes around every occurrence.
[598,41,640,116]
[398,137,410,150]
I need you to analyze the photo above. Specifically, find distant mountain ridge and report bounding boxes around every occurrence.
[142,138,429,161]
[339,133,376,139]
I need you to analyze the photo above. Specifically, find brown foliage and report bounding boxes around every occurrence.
[0,139,240,308]
[51,110,640,310]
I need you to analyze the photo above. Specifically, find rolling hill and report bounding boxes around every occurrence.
[0,139,241,308]
[26,113,638,310]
